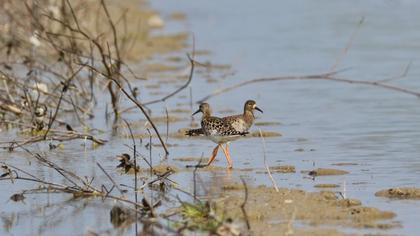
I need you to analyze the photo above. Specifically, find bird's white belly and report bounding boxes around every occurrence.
[231,119,247,133]
[208,135,241,144]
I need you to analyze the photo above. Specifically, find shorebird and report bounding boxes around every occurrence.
[186,100,263,169]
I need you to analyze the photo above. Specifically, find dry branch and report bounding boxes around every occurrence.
[259,129,279,192]
[197,71,420,103]
[109,77,169,155]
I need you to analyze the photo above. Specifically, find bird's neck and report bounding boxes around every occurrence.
[203,110,211,118]
[243,110,255,124]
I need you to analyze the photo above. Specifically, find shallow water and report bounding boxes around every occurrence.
[1,0,420,235]
[152,0,420,235]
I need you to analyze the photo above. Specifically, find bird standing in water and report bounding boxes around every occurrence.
[186,100,263,169]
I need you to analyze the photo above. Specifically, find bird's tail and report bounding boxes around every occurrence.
[185,128,204,136]
[234,131,249,136]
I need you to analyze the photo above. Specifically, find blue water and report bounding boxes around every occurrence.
[151,0,420,235]
[1,0,420,235]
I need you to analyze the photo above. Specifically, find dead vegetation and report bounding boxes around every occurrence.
[0,0,192,153]
[0,0,194,235]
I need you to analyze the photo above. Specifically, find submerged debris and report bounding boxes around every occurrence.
[110,205,136,228]
[9,193,25,202]
[306,168,349,176]
[249,131,282,138]
[179,201,221,232]
[375,187,420,199]
[256,165,296,174]
[116,153,139,173]
[314,184,340,188]
[151,164,179,175]
[269,165,295,173]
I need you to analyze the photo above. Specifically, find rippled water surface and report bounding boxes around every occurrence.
[154,0,420,235]
[1,0,420,235]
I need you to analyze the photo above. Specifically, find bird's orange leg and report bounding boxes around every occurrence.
[220,144,233,169]
[226,143,233,168]
[206,144,220,166]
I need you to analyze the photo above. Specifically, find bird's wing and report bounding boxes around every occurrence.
[185,128,204,136]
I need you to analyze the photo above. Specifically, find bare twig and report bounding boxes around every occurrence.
[164,103,169,144]
[143,53,195,106]
[110,77,169,155]
[0,130,106,149]
[240,177,251,230]
[122,119,138,236]
[198,71,420,103]
[147,128,153,176]
[378,60,412,83]
[259,129,279,192]
[96,162,124,195]
[329,17,364,72]
[43,65,84,139]
[193,155,204,201]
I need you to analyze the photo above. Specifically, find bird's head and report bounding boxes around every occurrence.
[192,103,211,117]
[244,100,263,113]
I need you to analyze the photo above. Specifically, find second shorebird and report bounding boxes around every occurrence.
[186,100,263,169]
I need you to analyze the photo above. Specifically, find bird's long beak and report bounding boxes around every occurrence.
[192,109,201,116]
[255,106,263,113]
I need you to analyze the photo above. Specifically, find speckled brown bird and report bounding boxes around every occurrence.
[186,100,262,169]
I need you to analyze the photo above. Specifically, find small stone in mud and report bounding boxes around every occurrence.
[375,187,420,199]
[349,206,395,219]
[314,184,340,188]
[294,148,305,152]
[306,168,349,176]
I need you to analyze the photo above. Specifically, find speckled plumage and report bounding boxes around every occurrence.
[185,103,248,141]
[185,100,262,169]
